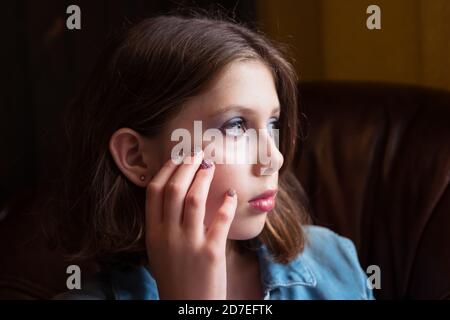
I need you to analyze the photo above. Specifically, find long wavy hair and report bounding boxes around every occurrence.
[45,10,311,267]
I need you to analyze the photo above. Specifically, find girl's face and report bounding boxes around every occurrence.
[155,59,284,240]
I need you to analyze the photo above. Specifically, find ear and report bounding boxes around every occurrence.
[109,128,158,187]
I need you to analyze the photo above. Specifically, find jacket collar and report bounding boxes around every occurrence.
[257,243,317,290]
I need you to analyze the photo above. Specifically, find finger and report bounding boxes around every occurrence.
[183,159,215,237]
[146,154,185,228]
[205,188,237,249]
[163,149,204,225]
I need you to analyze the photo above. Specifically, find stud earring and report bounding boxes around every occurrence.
[140,175,145,181]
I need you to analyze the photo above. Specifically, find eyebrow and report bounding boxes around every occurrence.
[206,104,281,119]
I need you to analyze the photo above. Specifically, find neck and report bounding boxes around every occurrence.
[225,240,239,271]
[225,239,263,300]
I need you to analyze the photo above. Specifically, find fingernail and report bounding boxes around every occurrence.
[200,158,214,169]
[226,188,236,197]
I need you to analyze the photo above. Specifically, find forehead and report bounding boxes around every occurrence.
[178,59,280,121]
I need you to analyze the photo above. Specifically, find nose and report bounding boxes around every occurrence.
[252,128,284,176]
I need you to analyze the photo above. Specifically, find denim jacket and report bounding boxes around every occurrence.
[56,225,375,300]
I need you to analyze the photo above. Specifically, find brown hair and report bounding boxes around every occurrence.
[46,9,311,266]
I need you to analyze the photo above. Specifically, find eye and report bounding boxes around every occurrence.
[221,117,248,137]
[268,118,280,136]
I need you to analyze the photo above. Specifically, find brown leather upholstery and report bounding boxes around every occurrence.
[294,81,450,299]
[0,81,449,299]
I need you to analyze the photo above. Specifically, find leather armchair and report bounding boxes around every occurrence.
[294,81,450,299]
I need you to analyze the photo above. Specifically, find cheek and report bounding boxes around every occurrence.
[201,137,257,227]
[203,163,248,227]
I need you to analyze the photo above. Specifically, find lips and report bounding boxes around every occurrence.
[248,189,278,212]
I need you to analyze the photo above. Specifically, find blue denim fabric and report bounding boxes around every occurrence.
[56,225,375,300]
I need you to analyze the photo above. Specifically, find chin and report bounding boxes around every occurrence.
[227,213,267,240]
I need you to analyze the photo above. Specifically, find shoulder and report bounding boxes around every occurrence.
[299,225,375,299]
[302,225,359,262]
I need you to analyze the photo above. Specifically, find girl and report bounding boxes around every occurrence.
[51,11,374,300]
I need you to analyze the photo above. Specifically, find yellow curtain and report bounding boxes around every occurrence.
[258,0,450,91]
